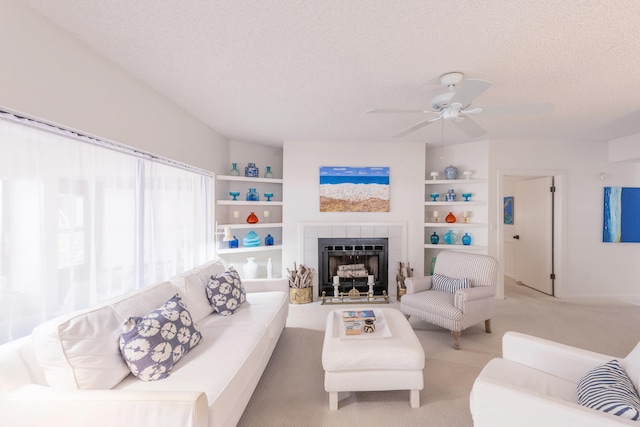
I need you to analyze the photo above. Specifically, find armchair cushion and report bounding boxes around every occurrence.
[432,273,471,293]
[577,359,640,421]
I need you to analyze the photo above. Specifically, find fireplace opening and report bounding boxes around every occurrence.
[318,238,388,297]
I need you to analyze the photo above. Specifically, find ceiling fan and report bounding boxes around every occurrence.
[368,72,555,138]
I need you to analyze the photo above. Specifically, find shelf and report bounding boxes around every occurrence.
[424,222,487,228]
[219,222,283,229]
[424,201,484,206]
[217,200,283,206]
[217,245,283,255]
[423,244,487,250]
[425,178,486,185]
[217,175,283,184]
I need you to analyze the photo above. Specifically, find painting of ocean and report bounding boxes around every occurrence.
[603,186,640,243]
[319,166,390,212]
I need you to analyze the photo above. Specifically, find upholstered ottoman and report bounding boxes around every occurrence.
[322,308,425,410]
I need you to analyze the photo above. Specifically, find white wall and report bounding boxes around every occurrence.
[0,0,228,173]
[489,139,640,299]
[282,140,426,285]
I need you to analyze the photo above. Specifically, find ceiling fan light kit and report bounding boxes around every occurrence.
[368,71,554,139]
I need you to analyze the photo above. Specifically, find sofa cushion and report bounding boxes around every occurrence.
[577,359,640,421]
[31,280,178,390]
[431,273,471,293]
[119,294,203,382]
[206,267,247,316]
[171,258,227,323]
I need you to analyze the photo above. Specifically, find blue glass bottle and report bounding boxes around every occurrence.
[265,234,274,246]
[430,232,439,244]
[246,188,259,201]
[462,233,472,246]
[228,236,238,248]
[443,230,458,245]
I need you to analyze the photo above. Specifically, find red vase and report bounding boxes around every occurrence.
[246,212,259,224]
[445,212,457,223]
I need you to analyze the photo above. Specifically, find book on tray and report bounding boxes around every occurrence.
[342,310,376,322]
[342,310,376,335]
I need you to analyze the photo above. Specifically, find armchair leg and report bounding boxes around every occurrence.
[451,331,461,350]
[485,319,492,333]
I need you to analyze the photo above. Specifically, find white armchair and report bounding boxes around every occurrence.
[400,251,498,349]
[470,332,640,426]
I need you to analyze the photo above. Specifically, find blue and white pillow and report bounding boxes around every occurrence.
[119,294,202,381]
[577,359,640,421]
[206,266,246,316]
[431,273,471,293]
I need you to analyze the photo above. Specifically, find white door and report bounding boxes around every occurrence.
[514,176,554,295]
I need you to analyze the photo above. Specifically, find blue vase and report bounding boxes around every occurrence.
[230,163,240,176]
[265,234,274,246]
[246,188,260,201]
[228,236,238,248]
[443,230,458,245]
[445,189,456,202]
[242,230,260,247]
[264,166,273,178]
[430,232,439,244]
[444,164,458,180]
[245,163,259,177]
[462,233,472,246]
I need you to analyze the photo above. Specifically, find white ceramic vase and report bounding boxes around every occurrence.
[243,257,258,279]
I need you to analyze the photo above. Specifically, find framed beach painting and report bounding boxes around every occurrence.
[319,166,390,212]
[603,186,640,243]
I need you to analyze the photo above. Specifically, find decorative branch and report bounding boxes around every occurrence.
[287,262,315,289]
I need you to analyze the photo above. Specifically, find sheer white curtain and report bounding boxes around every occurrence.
[0,114,212,344]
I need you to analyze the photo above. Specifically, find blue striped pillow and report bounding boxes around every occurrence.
[431,273,471,293]
[577,359,640,421]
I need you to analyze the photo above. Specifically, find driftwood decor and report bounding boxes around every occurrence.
[287,263,315,304]
[396,261,412,301]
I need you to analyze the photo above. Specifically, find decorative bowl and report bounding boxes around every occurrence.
[462,193,472,202]
[229,191,240,201]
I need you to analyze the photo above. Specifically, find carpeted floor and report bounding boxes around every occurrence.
[237,279,640,426]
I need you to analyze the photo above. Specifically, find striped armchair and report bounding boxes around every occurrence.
[400,251,498,349]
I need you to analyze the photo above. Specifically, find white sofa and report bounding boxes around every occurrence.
[0,259,289,427]
[470,331,640,426]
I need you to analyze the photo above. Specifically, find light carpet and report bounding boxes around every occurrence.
[238,279,640,426]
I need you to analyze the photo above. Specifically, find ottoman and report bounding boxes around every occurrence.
[322,308,425,410]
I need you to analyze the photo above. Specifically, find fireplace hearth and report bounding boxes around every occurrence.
[318,238,388,298]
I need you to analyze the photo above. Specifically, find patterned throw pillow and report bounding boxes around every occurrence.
[577,359,640,420]
[119,294,202,381]
[206,266,247,316]
[431,273,471,293]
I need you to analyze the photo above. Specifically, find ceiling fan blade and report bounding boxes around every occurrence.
[394,116,441,138]
[450,79,492,107]
[367,108,433,114]
[473,102,555,115]
[453,116,487,138]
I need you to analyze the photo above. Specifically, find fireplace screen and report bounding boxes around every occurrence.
[318,238,388,297]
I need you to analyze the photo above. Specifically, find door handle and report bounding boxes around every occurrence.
[513,235,520,240]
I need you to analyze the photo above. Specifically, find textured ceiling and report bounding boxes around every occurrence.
[19,0,640,147]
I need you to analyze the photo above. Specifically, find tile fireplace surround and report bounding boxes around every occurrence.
[298,222,407,301]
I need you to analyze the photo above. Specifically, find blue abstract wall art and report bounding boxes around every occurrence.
[503,196,514,225]
[603,186,640,243]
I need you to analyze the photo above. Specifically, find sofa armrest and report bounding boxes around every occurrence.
[243,278,288,293]
[502,331,614,383]
[470,373,635,427]
[404,276,432,294]
[1,385,208,427]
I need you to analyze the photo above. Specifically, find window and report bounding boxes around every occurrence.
[0,114,213,344]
